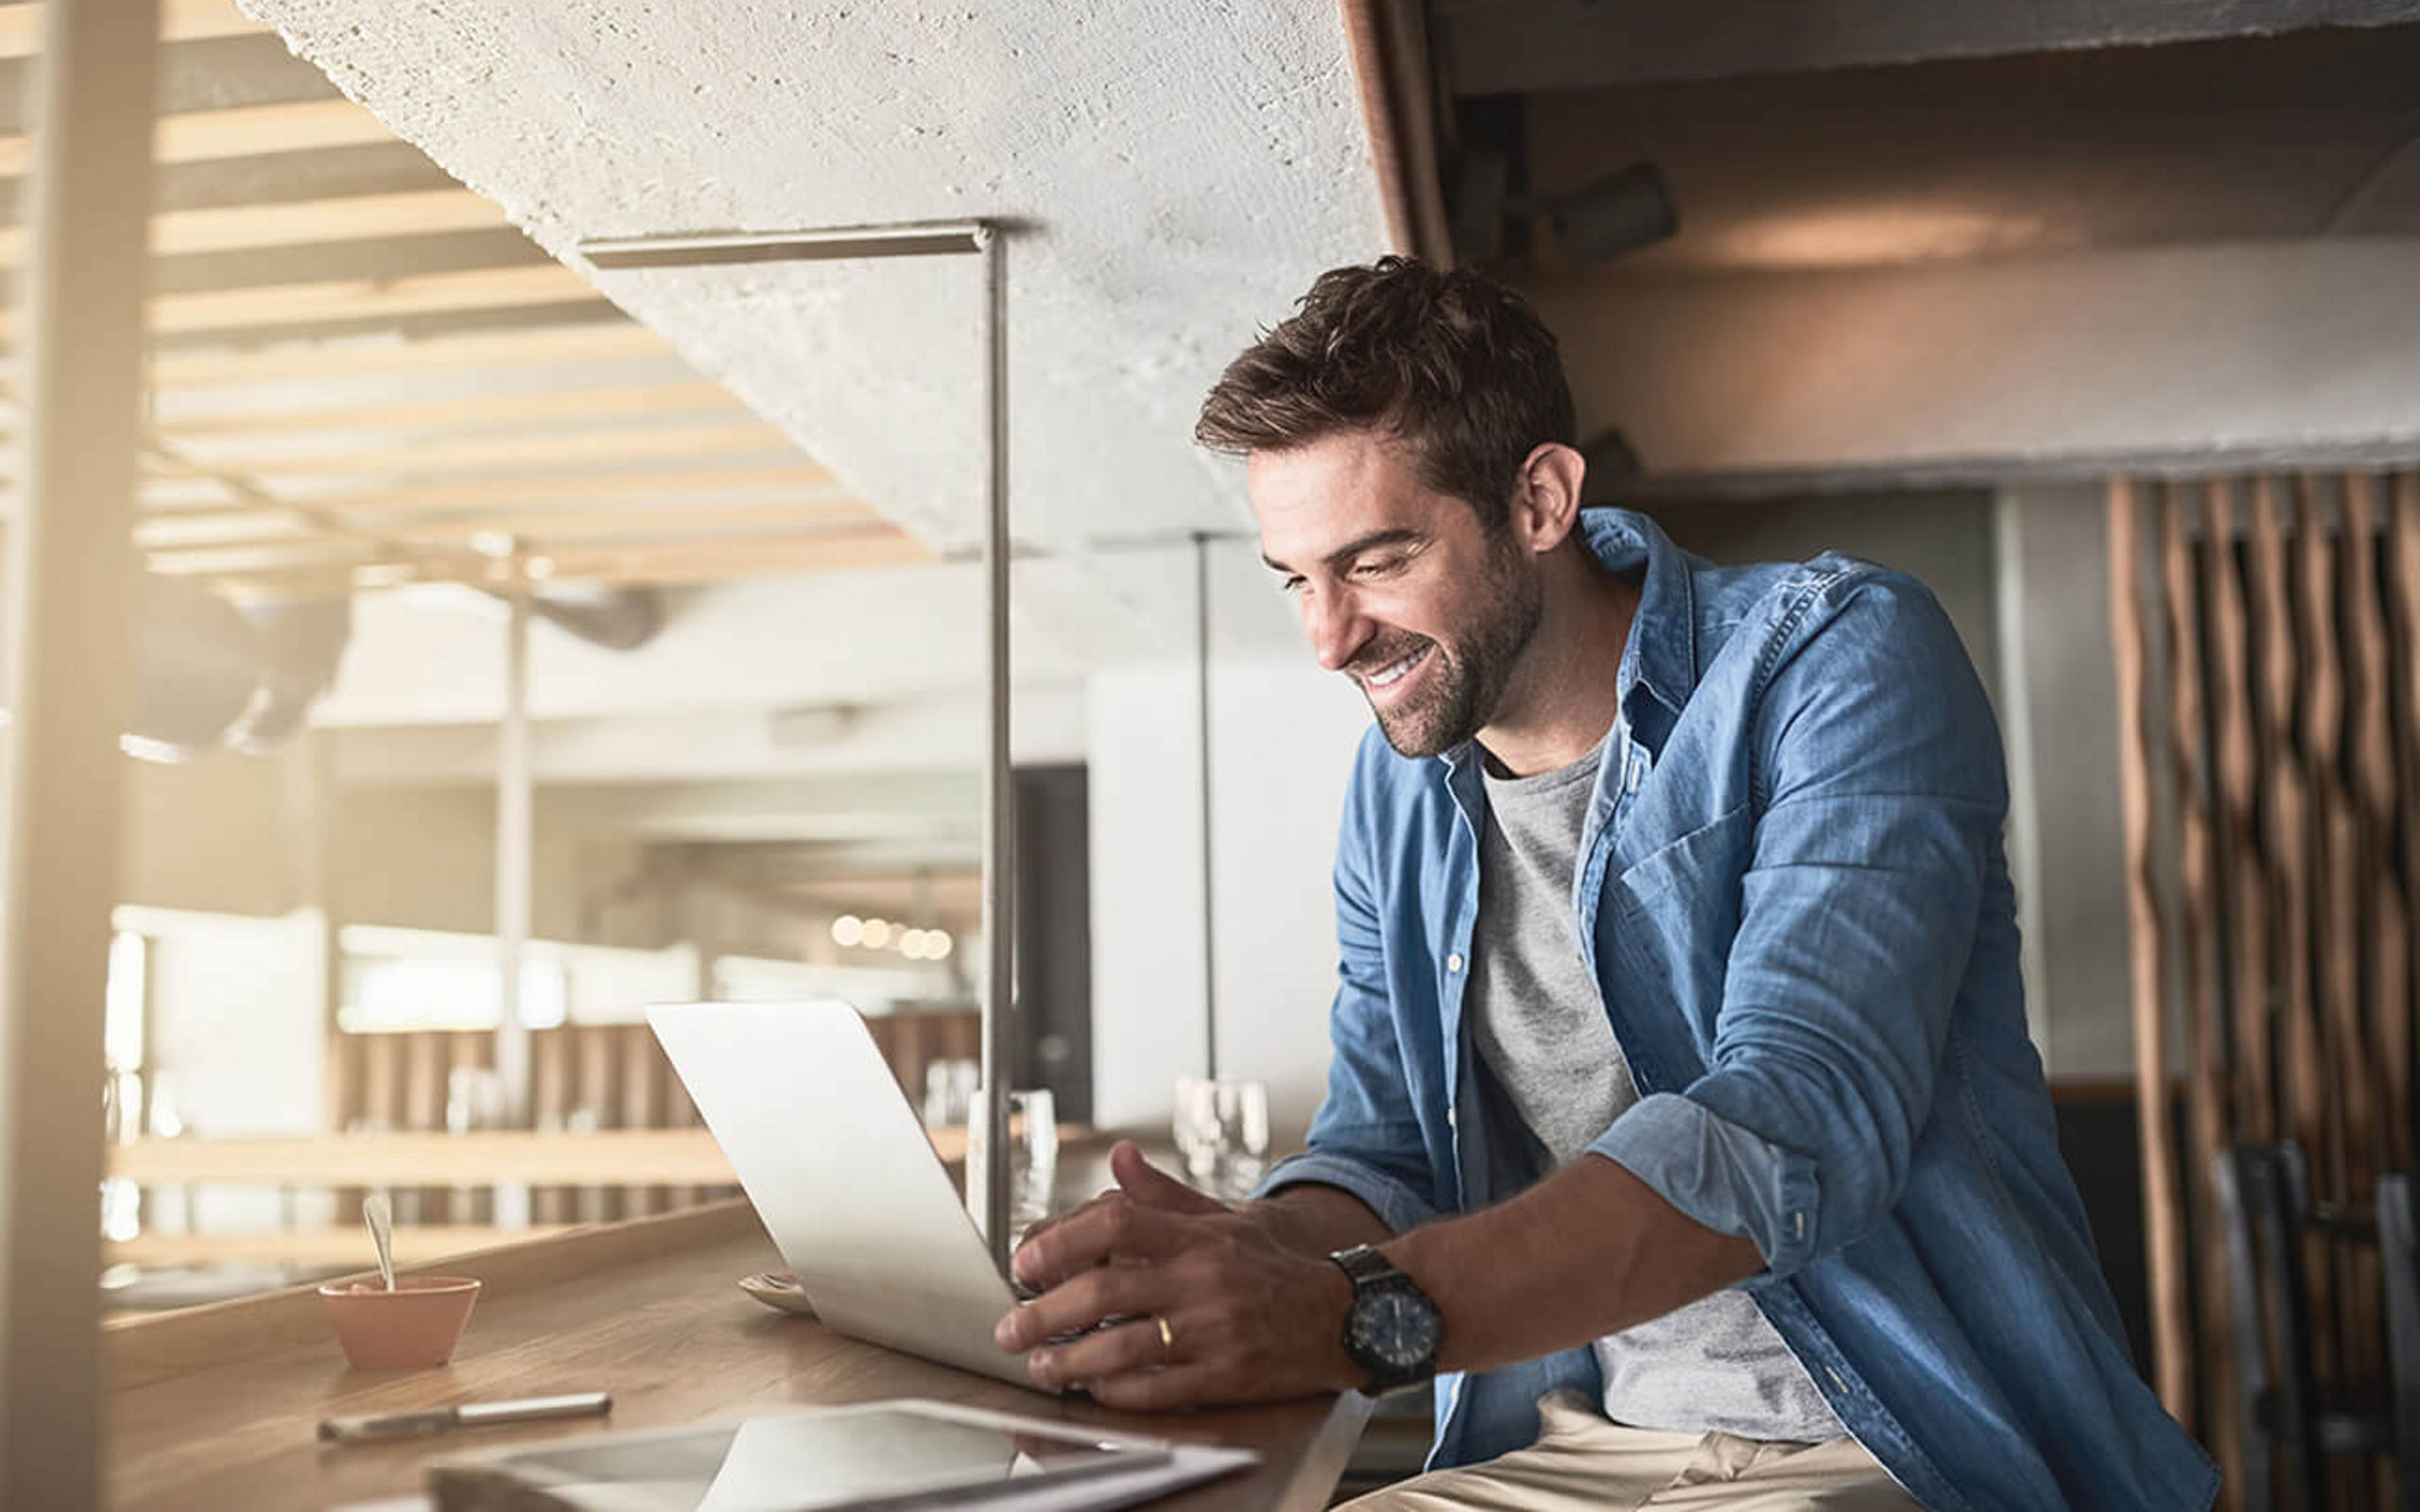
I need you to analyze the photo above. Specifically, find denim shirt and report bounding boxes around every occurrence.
[1258,508,2218,1512]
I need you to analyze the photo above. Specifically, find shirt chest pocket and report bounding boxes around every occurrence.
[1609,802,1751,921]
[1600,806,1753,1060]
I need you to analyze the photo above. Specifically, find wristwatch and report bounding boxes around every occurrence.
[1328,1245,1443,1394]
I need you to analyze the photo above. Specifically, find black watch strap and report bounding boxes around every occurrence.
[1328,1245,1442,1394]
[1330,1243,1402,1287]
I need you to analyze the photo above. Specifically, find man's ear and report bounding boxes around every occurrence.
[1510,442,1587,554]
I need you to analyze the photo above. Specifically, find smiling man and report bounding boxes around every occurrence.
[994,258,2216,1511]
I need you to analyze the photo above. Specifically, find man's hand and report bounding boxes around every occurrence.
[993,1141,1359,1409]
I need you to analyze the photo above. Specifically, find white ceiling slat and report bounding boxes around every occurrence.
[147,420,801,476]
[0,264,599,343]
[158,380,742,437]
[0,0,266,60]
[159,524,933,593]
[0,187,511,277]
[141,188,509,262]
[136,497,883,551]
[140,464,842,518]
[0,98,396,180]
[149,323,673,388]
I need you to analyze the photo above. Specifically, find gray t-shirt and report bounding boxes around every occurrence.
[1470,723,1843,1441]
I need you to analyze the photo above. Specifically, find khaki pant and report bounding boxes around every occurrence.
[1338,1391,1925,1512]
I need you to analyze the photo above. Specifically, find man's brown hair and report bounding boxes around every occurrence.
[1194,256,1577,534]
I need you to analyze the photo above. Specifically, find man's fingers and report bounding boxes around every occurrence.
[1011,1189,1194,1285]
[1021,1313,1174,1388]
[1009,1189,1122,1287]
[994,1261,1167,1354]
[1111,1139,1227,1215]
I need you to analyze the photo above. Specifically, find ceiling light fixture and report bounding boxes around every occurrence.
[1453,152,1678,268]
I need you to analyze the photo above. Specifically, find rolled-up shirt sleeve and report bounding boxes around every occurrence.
[1589,574,2003,1279]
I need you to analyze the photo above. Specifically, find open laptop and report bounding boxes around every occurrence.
[647,999,1044,1391]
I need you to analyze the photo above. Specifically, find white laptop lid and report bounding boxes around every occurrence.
[646,1000,1033,1389]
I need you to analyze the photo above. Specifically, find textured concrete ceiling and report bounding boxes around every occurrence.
[240,0,1391,594]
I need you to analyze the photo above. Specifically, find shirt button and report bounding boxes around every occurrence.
[1446,952,1464,972]
[1446,1107,1459,1128]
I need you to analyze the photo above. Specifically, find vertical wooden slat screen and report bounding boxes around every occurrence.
[2113,469,2420,1506]
[2345,475,2410,1176]
[2110,476,2196,1417]
[2393,472,2420,1168]
[2159,483,2241,1486]
[2203,481,2271,1147]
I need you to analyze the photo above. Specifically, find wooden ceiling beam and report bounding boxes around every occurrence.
[141,463,840,519]
[0,189,513,266]
[158,381,745,438]
[144,419,801,477]
[137,498,885,553]
[0,263,602,343]
[147,322,672,388]
[0,99,396,180]
[0,0,265,60]
[163,525,934,594]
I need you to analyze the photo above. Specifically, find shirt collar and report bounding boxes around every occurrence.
[1436,507,1696,777]
[1577,506,1697,730]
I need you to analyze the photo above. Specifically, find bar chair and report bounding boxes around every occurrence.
[2213,1142,2420,1511]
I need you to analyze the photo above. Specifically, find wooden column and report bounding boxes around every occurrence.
[2202,480,2271,1146]
[0,3,157,1504]
[2392,472,2420,1172]
[2109,477,2193,1418]
[2157,482,2236,1480]
[2342,474,2408,1174]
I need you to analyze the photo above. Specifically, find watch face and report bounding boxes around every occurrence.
[1350,1284,1441,1369]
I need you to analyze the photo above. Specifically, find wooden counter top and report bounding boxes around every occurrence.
[103,1198,1372,1511]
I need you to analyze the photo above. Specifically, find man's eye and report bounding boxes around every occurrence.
[1351,558,1401,578]
[1278,575,1306,595]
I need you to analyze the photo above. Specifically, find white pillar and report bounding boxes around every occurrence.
[0,4,157,1504]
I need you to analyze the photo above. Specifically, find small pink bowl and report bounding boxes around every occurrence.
[317,1276,482,1370]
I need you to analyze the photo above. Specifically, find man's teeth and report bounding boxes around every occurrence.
[1367,649,1424,687]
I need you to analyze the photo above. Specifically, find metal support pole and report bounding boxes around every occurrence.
[977,226,1013,1272]
[1194,533,1219,1083]
[494,594,534,1118]
[0,4,157,1503]
[492,589,534,1227]
[574,216,1013,1270]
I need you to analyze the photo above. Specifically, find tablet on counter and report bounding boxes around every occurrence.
[425,1399,1175,1512]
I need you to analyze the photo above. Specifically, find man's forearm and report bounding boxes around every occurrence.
[1242,1182,1393,1258]
[1382,1153,1764,1375]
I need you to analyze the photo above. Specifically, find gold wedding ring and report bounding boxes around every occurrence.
[1155,1314,1176,1357]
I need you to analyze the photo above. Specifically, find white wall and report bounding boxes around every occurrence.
[121,907,330,1233]
[1087,660,1372,1145]
[1994,484,2136,1077]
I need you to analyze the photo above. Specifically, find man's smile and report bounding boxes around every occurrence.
[1357,644,1434,705]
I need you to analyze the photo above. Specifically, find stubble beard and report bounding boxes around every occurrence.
[1362,542,1543,759]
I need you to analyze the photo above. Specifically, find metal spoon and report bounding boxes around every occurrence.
[362,1192,396,1292]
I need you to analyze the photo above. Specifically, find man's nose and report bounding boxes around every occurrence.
[1305,587,1370,673]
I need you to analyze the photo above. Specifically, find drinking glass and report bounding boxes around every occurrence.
[1172,1076,1270,1201]
[964,1087,1058,1245]
[923,1057,980,1127]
